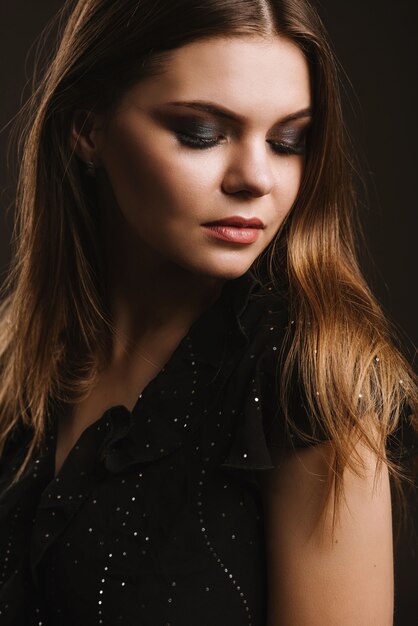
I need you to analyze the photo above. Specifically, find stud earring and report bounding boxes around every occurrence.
[84,160,96,177]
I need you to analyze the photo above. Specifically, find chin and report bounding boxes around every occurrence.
[170,247,258,281]
[197,261,256,282]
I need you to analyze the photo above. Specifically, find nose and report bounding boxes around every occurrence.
[221,137,275,198]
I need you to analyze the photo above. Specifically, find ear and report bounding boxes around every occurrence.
[70,109,104,166]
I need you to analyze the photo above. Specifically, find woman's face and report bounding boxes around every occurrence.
[90,35,311,279]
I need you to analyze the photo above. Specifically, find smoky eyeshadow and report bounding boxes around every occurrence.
[157,111,221,138]
[154,107,310,144]
[277,124,309,144]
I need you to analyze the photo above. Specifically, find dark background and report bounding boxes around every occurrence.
[0,0,417,623]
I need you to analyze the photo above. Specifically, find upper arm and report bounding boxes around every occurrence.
[257,439,394,626]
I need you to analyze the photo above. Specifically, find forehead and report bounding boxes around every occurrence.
[125,35,311,124]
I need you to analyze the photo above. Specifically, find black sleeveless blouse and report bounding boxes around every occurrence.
[0,269,415,625]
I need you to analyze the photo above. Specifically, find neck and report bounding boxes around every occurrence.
[98,193,226,365]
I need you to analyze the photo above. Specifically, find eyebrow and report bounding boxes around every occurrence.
[164,100,313,125]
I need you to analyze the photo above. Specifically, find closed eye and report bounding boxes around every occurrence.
[174,131,221,148]
[267,140,306,156]
[175,132,306,156]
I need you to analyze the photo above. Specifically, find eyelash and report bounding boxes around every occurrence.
[174,131,305,156]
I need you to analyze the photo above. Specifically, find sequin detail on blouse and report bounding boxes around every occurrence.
[0,269,415,626]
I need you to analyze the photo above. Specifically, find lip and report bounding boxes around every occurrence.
[202,224,261,244]
[203,215,265,228]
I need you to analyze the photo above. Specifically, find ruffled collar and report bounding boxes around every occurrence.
[0,268,270,576]
[177,267,262,366]
[100,267,263,472]
[0,267,263,490]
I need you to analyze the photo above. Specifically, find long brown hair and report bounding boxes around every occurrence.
[1,0,417,539]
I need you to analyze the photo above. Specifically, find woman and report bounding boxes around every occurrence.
[0,0,416,624]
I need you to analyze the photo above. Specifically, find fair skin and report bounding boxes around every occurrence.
[65,34,310,454]
[258,441,394,626]
[69,34,394,624]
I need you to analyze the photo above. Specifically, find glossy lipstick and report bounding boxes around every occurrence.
[202,215,264,244]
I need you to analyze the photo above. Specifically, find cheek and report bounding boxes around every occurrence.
[101,126,211,224]
[274,159,304,218]
[103,134,174,214]
[286,159,304,199]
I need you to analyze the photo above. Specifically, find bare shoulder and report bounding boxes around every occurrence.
[257,440,394,626]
